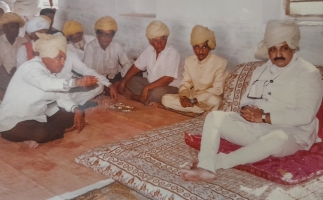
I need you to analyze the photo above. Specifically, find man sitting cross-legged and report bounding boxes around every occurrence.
[162,25,227,113]
[180,20,323,182]
[0,33,87,148]
[84,16,132,96]
[63,20,95,61]
[117,20,181,106]
[0,12,27,100]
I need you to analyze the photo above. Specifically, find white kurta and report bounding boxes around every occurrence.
[84,39,132,79]
[0,34,27,73]
[0,57,77,132]
[16,40,34,68]
[134,45,181,87]
[197,55,323,173]
[67,35,95,61]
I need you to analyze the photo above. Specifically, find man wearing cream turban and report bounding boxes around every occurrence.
[117,20,182,106]
[0,1,10,17]
[180,20,323,182]
[16,15,50,67]
[0,12,27,100]
[84,16,132,96]
[0,33,87,148]
[63,20,95,61]
[162,25,227,113]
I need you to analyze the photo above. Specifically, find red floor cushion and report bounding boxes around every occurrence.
[184,102,323,185]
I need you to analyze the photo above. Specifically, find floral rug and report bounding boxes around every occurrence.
[76,118,323,200]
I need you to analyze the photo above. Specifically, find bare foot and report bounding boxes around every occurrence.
[180,167,217,182]
[148,102,165,108]
[124,89,134,100]
[24,140,39,148]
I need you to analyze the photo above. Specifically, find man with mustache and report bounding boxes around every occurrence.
[180,20,323,182]
[162,25,227,113]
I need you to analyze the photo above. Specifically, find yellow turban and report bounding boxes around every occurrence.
[0,12,25,28]
[33,33,67,58]
[146,20,170,40]
[190,25,216,50]
[94,16,118,32]
[255,20,300,59]
[63,20,83,36]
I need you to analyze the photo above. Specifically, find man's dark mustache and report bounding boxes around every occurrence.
[274,57,285,61]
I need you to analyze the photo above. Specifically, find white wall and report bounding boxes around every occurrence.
[54,0,323,70]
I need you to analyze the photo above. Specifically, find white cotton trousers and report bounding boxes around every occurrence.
[198,111,306,173]
[162,93,222,113]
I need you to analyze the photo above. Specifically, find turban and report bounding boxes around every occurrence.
[190,25,216,50]
[94,16,118,32]
[33,33,67,58]
[146,20,170,40]
[63,20,83,36]
[255,20,300,59]
[0,12,24,28]
[25,16,50,34]
[0,1,10,13]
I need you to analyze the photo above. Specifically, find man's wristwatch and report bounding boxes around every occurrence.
[262,113,266,123]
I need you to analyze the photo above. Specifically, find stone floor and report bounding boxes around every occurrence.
[0,95,190,200]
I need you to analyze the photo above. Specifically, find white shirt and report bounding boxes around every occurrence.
[84,39,132,79]
[135,45,181,87]
[58,51,111,87]
[16,40,34,68]
[240,55,323,146]
[67,35,95,61]
[0,34,27,73]
[0,57,77,132]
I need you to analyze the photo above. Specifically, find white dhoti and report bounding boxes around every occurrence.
[162,93,222,113]
[198,111,305,173]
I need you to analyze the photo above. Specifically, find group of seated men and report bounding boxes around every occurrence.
[0,8,322,183]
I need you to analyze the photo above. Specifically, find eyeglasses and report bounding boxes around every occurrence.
[96,30,115,38]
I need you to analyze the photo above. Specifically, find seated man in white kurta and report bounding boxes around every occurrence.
[16,15,50,68]
[63,20,95,61]
[0,33,85,148]
[84,16,132,91]
[16,18,117,107]
[0,12,27,99]
[117,20,181,105]
[180,20,323,182]
[162,25,227,113]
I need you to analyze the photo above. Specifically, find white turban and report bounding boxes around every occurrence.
[190,25,216,50]
[0,1,10,13]
[146,20,170,40]
[255,20,300,59]
[33,33,67,58]
[26,16,50,34]
[95,16,118,32]
[0,12,24,28]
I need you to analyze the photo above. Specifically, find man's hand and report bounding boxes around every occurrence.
[179,96,194,108]
[73,108,85,133]
[140,87,149,104]
[76,76,98,87]
[109,85,118,103]
[117,80,127,95]
[240,105,263,123]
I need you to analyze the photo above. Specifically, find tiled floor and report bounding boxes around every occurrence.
[0,96,190,200]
